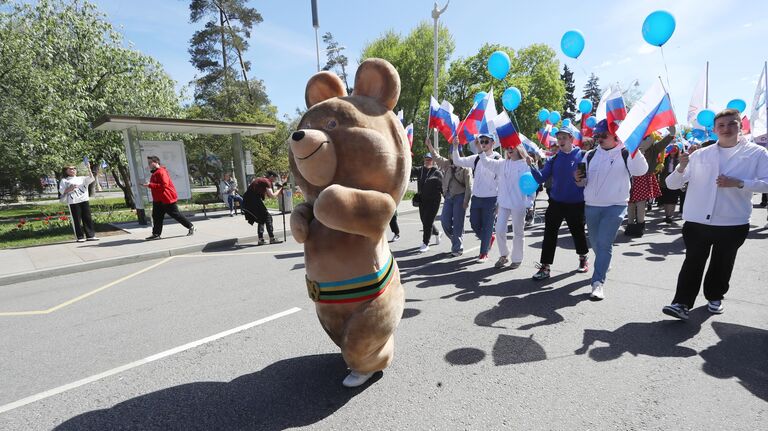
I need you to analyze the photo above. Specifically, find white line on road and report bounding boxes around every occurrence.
[0,307,303,414]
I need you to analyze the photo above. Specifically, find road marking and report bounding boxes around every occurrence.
[0,257,174,317]
[175,250,304,257]
[0,307,302,414]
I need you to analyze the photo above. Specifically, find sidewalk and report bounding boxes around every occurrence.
[0,202,419,286]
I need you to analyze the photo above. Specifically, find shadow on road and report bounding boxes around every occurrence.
[54,354,376,431]
[444,334,547,366]
[700,321,768,402]
[574,307,712,361]
[474,278,592,330]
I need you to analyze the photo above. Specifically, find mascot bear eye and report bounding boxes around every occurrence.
[325,119,338,130]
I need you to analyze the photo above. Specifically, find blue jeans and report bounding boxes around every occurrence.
[469,196,497,255]
[441,193,467,253]
[227,194,244,211]
[585,204,627,284]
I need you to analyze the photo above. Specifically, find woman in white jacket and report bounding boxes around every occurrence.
[576,120,648,299]
[58,163,98,242]
[478,144,533,269]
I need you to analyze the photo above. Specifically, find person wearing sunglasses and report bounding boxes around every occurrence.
[529,127,590,280]
[477,143,534,269]
[452,132,502,262]
[662,108,768,320]
[576,120,649,300]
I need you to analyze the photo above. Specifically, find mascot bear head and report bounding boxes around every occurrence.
[288,58,410,205]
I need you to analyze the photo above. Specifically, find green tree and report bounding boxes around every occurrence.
[0,0,181,205]
[322,32,350,94]
[188,0,263,118]
[445,43,565,139]
[583,73,602,114]
[360,22,454,162]
[561,64,577,120]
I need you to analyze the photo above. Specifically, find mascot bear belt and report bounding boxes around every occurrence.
[288,58,410,388]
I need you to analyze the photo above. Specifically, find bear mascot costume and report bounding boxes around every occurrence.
[288,58,410,387]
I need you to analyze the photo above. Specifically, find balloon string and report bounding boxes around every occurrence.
[659,46,681,124]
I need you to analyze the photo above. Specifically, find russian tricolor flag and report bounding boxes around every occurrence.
[617,81,677,155]
[538,123,552,147]
[428,97,459,142]
[490,111,521,148]
[457,118,478,146]
[581,113,593,138]
[596,87,627,134]
[568,125,583,147]
[466,89,493,122]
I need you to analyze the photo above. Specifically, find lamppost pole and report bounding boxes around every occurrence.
[431,1,449,152]
[311,0,320,72]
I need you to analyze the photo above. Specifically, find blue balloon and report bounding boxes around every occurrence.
[642,10,676,47]
[561,30,585,59]
[548,111,561,124]
[585,116,597,128]
[474,91,488,105]
[550,127,559,135]
[691,128,707,140]
[538,108,550,122]
[519,172,539,195]
[685,132,693,140]
[562,119,571,128]
[578,99,593,114]
[726,98,747,113]
[697,109,716,128]
[487,51,511,80]
[502,87,522,111]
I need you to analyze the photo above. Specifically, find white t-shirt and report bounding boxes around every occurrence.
[59,176,94,205]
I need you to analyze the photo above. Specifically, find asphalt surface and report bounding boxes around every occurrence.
[1,202,766,430]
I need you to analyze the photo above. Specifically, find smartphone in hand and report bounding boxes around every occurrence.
[577,162,587,179]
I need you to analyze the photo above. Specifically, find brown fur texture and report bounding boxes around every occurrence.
[288,58,410,374]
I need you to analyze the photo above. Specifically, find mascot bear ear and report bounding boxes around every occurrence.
[305,71,348,108]
[352,58,401,111]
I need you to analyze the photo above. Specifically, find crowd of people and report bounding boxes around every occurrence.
[407,108,768,318]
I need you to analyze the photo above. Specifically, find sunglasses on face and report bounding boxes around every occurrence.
[479,139,491,145]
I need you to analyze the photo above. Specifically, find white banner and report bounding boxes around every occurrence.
[750,63,767,145]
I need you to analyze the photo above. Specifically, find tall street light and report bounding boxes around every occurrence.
[312,0,320,72]
[431,1,449,151]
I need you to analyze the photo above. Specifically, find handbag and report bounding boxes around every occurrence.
[411,192,421,207]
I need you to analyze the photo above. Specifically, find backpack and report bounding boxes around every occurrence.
[473,153,501,177]
[585,148,629,173]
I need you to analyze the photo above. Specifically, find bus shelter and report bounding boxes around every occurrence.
[93,115,276,224]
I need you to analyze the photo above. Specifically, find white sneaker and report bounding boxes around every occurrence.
[434,231,442,245]
[76,238,86,243]
[590,281,605,300]
[418,243,429,253]
[392,234,400,242]
[342,370,374,388]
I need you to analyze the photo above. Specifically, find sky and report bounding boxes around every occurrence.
[93,0,768,123]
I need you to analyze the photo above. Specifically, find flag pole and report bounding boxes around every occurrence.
[704,61,709,109]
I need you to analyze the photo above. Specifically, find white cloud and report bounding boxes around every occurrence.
[596,60,613,69]
[617,57,632,65]
[743,22,753,28]
[638,44,656,55]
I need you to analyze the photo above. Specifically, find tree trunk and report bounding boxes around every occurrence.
[112,164,135,209]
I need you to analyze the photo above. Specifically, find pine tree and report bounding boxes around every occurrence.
[582,73,602,114]
[561,65,577,120]
[188,0,263,116]
[322,32,350,94]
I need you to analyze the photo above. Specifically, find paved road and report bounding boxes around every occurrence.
[1,204,766,430]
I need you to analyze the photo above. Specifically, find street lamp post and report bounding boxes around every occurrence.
[311,0,320,72]
[431,1,449,152]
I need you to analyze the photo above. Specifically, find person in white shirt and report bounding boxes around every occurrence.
[452,133,501,262]
[219,173,243,216]
[58,164,99,242]
[576,120,649,300]
[662,109,768,320]
[478,144,533,269]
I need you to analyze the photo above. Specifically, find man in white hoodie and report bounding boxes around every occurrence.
[662,109,768,320]
[576,120,648,300]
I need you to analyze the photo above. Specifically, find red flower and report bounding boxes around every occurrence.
[58,211,65,215]
[45,216,52,221]
[34,217,41,221]
[17,223,23,228]
[19,218,26,224]
[60,216,68,221]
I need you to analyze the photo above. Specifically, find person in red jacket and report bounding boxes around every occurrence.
[140,155,195,240]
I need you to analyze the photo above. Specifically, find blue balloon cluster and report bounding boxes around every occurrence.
[519,172,539,195]
[561,30,585,59]
[548,111,561,124]
[642,10,676,47]
[474,91,487,105]
[697,109,715,128]
[538,108,550,122]
[585,116,597,128]
[502,87,522,111]
[487,51,511,80]
[562,119,571,128]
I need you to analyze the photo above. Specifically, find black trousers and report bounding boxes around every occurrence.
[152,201,193,236]
[673,222,749,308]
[540,200,589,265]
[257,213,274,239]
[389,213,400,236]
[419,198,441,245]
[69,201,95,239]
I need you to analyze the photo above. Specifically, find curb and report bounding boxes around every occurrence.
[0,207,420,287]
